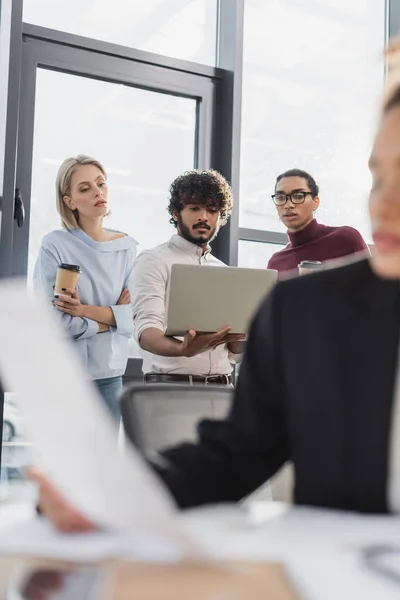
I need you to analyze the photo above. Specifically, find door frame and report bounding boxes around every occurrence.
[0,0,23,279]
[0,0,24,472]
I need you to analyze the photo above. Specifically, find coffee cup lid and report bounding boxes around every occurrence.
[298,260,323,269]
[59,263,82,273]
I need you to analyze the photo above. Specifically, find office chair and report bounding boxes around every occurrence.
[120,383,232,452]
[120,383,290,503]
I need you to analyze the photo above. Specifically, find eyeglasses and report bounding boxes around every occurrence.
[271,191,314,206]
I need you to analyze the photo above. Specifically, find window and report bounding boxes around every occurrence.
[238,240,284,269]
[239,0,386,243]
[27,69,199,358]
[23,0,218,66]
[27,69,197,284]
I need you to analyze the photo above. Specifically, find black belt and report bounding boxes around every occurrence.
[144,373,232,386]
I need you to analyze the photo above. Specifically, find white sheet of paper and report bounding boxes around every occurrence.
[0,518,189,562]
[182,503,400,560]
[0,280,194,551]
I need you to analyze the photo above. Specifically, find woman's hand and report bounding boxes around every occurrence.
[54,288,85,317]
[29,468,97,533]
[117,288,131,305]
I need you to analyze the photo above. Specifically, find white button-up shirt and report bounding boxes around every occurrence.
[131,234,240,375]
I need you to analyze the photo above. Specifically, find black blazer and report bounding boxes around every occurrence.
[155,259,400,513]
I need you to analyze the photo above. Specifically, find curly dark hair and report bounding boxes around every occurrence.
[167,169,233,227]
[275,168,319,197]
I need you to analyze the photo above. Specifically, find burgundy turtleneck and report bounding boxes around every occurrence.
[267,219,368,278]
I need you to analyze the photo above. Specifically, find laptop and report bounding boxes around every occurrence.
[165,264,278,336]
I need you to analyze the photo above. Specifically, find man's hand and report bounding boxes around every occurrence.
[29,468,96,533]
[117,288,131,305]
[54,288,85,318]
[181,327,245,358]
[140,327,245,358]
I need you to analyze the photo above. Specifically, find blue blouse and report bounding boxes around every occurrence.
[33,228,138,380]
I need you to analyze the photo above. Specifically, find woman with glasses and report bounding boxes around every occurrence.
[267,168,368,277]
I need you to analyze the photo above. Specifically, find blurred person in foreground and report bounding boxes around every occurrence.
[32,46,400,529]
[268,168,369,278]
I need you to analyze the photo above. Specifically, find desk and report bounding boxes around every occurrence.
[1,503,400,599]
[0,556,297,599]
[181,503,400,599]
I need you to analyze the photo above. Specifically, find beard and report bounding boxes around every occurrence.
[177,215,219,246]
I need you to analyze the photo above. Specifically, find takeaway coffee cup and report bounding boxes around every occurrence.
[54,263,82,296]
[298,260,324,276]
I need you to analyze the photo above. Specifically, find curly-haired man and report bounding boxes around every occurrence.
[130,169,245,384]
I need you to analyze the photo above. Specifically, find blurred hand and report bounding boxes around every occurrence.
[29,468,96,533]
[117,288,131,305]
[21,570,64,600]
[181,326,245,358]
[54,288,84,318]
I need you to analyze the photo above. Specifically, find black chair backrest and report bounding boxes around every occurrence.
[120,383,233,452]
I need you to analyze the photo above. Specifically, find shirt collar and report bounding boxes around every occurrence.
[169,233,212,259]
[69,227,137,252]
[287,218,321,247]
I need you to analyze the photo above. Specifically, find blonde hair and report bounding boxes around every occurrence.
[56,155,107,230]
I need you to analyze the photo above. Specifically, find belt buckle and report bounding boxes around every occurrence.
[205,375,228,385]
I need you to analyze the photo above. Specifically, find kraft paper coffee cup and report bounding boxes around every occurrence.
[298,260,323,276]
[54,263,82,296]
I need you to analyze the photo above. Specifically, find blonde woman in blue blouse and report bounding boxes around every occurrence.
[34,155,137,421]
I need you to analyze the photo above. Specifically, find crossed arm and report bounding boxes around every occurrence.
[54,288,131,331]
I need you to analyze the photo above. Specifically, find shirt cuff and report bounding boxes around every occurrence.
[134,320,165,343]
[78,317,100,339]
[110,305,134,336]
[228,350,243,364]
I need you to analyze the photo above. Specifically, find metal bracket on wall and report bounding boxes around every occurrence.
[14,188,25,228]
